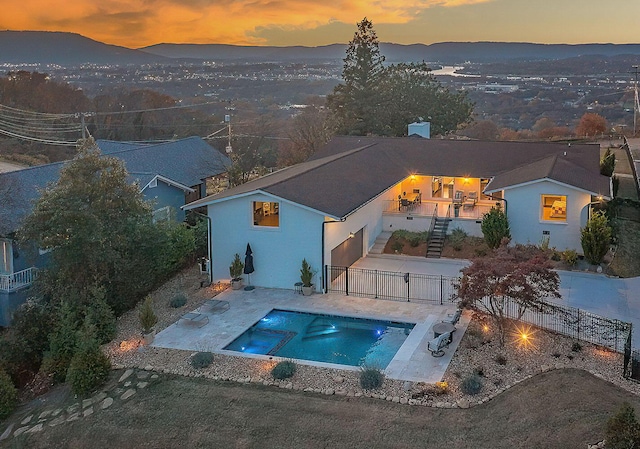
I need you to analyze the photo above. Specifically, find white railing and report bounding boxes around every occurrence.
[452,203,494,220]
[382,200,437,217]
[0,267,37,292]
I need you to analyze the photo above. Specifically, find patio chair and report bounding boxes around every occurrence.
[198,299,230,315]
[427,331,452,357]
[442,309,462,327]
[179,312,209,327]
[463,191,477,209]
[453,190,464,206]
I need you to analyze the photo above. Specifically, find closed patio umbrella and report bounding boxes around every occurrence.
[243,243,255,291]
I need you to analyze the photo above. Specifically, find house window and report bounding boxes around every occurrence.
[0,239,12,275]
[152,206,173,223]
[253,201,279,227]
[541,195,567,222]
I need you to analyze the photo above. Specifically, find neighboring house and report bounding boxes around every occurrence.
[184,136,611,294]
[0,137,230,326]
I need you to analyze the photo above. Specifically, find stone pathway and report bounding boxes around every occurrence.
[0,368,160,442]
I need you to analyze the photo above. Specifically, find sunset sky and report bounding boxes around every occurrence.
[1,0,638,48]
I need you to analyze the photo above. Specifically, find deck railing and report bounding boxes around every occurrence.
[384,199,493,220]
[0,267,37,292]
[382,200,437,217]
[452,203,493,220]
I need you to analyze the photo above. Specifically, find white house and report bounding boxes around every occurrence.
[184,136,611,293]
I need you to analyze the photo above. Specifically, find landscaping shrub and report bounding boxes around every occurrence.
[581,210,612,265]
[460,374,483,395]
[409,236,421,247]
[449,228,467,251]
[359,366,385,390]
[170,294,188,309]
[600,147,616,177]
[0,369,18,420]
[571,342,582,352]
[139,296,158,334]
[474,247,488,257]
[66,324,111,396]
[272,360,297,380]
[561,249,579,266]
[0,300,54,381]
[42,301,80,382]
[191,352,214,369]
[495,354,508,365]
[480,206,510,249]
[606,402,640,449]
[550,250,561,261]
[84,288,117,344]
[391,241,404,252]
[473,365,485,377]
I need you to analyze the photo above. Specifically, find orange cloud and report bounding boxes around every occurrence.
[0,0,495,47]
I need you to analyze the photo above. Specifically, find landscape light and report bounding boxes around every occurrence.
[511,324,536,349]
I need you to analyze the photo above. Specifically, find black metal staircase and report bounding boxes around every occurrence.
[426,217,450,258]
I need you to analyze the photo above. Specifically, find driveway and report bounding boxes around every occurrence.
[357,254,640,347]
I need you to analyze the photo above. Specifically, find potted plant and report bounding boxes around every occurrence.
[229,253,244,290]
[300,258,316,296]
[139,295,158,345]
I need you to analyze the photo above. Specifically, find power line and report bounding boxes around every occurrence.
[92,101,221,116]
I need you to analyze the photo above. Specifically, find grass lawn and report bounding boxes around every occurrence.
[10,368,640,449]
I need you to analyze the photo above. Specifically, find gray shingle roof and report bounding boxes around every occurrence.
[484,155,611,197]
[96,137,230,188]
[0,137,230,235]
[186,136,609,219]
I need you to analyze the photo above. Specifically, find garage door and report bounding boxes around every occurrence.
[330,228,364,279]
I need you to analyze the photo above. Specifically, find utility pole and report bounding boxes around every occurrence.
[633,65,640,136]
[225,114,232,154]
[76,112,94,140]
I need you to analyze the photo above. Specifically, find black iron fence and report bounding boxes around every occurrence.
[325,265,458,304]
[326,263,633,374]
[477,297,632,353]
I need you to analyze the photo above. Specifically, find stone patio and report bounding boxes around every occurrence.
[151,287,468,383]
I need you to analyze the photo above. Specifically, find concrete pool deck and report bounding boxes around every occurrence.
[152,287,468,383]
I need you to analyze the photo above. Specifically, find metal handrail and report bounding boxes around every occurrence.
[428,203,438,239]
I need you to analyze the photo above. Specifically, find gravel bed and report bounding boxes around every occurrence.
[105,265,640,407]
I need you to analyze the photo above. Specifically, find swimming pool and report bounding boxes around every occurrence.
[223,309,415,368]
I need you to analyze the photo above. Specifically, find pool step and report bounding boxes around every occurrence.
[303,318,340,340]
[302,328,340,340]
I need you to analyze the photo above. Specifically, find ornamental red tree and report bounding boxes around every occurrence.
[456,245,561,346]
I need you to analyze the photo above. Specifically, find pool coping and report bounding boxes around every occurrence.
[151,287,467,383]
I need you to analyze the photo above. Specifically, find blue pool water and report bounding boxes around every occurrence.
[224,309,415,368]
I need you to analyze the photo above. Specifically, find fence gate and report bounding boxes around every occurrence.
[325,265,458,304]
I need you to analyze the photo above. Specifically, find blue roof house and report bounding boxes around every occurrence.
[0,137,230,326]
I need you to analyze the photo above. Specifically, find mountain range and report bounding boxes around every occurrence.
[2,30,640,66]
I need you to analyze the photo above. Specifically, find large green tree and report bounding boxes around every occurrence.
[19,138,160,312]
[328,19,473,137]
[327,18,385,136]
[376,62,474,136]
